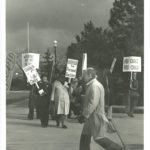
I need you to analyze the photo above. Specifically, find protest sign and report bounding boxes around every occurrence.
[22,53,40,69]
[110,58,117,74]
[6,52,17,91]
[82,53,87,71]
[65,59,78,79]
[23,64,41,85]
[82,53,87,77]
[123,56,141,72]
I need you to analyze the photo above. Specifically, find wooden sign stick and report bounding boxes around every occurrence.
[35,82,40,89]
[68,78,71,84]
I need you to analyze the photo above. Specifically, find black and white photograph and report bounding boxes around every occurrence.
[1,0,146,149]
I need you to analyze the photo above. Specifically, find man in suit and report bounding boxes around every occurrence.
[38,75,51,127]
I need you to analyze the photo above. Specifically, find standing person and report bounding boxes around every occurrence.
[27,84,40,120]
[79,68,123,150]
[38,75,51,127]
[50,74,70,129]
[68,78,78,118]
[104,69,114,121]
[127,72,139,117]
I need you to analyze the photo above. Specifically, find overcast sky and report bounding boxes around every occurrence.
[6,0,114,54]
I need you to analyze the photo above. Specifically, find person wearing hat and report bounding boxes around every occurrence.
[38,75,51,127]
[127,72,139,117]
[27,84,40,120]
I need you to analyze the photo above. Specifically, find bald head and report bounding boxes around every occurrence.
[83,67,97,82]
[86,68,97,78]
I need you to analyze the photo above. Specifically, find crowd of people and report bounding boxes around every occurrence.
[27,72,85,128]
[27,67,139,150]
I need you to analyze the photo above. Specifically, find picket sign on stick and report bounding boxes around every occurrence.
[68,78,71,84]
[82,53,87,70]
[123,56,141,72]
[82,53,87,77]
[22,53,40,69]
[35,82,40,89]
[65,59,78,84]
[130,72,133,81]
[123,56,141,88]
[110,58,117,74]
[23,64,41,85]
[129,72,133,91]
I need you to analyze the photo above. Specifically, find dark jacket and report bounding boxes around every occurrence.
[38,81,51,103]
[28,84,39,108]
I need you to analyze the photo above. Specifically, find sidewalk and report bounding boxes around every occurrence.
[112,113,143,150]
[6,91,29,105]
[6,100,143,150]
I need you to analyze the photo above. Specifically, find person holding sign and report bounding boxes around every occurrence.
[38,75,51,127]
[127,72,139,117]
[27,84,40,120]
[50,74,70,129]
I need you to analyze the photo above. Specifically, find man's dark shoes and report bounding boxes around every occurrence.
[127,113,134,117]
[62,125,67,129]
[129,114,134,117]
[56,121,60,127]
[28,115,33,120]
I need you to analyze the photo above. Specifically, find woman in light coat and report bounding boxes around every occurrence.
[51,75,70,128]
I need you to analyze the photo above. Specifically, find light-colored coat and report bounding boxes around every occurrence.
[82,79,112,140]
[51,80,70,115]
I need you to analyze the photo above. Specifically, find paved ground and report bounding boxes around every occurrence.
[6,91,29,104]
[6,99,143,150]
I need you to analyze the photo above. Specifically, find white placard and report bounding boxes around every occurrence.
[110,58,117,73]
[65,59,78,79]
[22,53,40,69]
[123,56,141,72]
[82,53,87,71]
[23,64,41,85]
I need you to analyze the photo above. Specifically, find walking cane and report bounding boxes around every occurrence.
[110,119,129,150]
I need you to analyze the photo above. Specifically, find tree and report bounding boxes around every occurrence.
[109,0,144,105]
[109,0,144,70]
[109,0,144,57]
[67,21,114,77]
[67,0,144,105]
[42,49,54,81]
